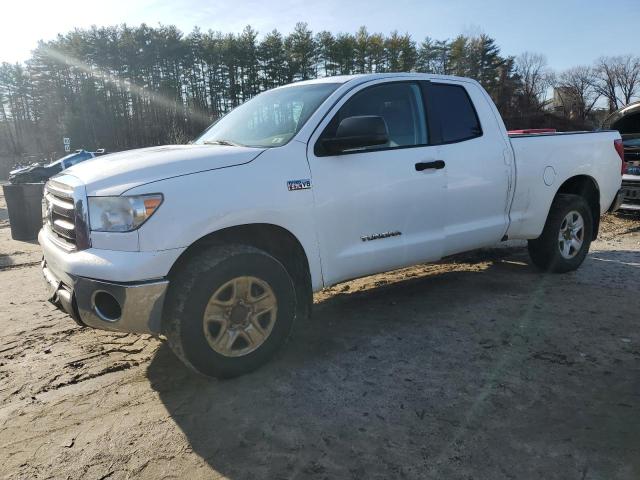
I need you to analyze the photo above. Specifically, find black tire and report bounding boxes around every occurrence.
[527,193,593,273]
[163,244,296,378]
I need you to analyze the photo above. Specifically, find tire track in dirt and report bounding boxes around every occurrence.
[0,306,161,404]
[0,260,42,271]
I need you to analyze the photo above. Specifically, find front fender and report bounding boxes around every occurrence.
[127,144,324,290]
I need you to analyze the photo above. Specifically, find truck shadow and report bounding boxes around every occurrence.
[147,248,640,479]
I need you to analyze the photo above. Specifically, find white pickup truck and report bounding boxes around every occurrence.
[40,73,625,377]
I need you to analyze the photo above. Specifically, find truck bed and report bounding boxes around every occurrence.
[505,129,622,240]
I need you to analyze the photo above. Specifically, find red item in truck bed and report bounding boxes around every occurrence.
[508,129,557,135]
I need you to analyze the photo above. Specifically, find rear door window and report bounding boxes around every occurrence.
[426,83,482,144]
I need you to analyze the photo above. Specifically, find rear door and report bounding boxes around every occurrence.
[307,80,446,286]
[423,80,512,255]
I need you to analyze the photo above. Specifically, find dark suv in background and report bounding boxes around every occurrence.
[9,149,106,184]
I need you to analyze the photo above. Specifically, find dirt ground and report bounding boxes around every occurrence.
[0,188,639,480]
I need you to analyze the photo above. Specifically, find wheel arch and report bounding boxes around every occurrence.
[554,175,601,240]
[167,223,313,321]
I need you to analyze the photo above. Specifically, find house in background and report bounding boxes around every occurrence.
[552,87,581,119]
[551,87,609,128]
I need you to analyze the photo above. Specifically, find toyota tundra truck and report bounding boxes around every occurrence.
[40,73,625,378]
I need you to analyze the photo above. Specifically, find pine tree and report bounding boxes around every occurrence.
[315,31,337,77]
[284,22,316,81]
[258,30,288,90]
[354,27,370,74]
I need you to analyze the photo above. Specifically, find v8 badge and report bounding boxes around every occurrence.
[287,179,312,191]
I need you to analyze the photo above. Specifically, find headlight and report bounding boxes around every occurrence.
[88,194,163,232]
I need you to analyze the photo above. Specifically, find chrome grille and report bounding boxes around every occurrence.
[43,175,91,251]
[45,180,77,248]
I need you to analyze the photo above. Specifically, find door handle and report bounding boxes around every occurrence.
[415,160,445,171]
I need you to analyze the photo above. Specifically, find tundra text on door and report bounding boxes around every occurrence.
[308,80,446,285]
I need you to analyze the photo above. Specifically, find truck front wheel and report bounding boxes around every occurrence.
[527,194,593,273]
[164,244,296,378]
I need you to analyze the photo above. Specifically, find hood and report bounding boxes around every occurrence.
[62,144,265,196]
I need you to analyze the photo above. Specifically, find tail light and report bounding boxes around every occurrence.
[614,139,627,175]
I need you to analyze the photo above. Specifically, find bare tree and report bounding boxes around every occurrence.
[516,52,553,110]
[556,66,600,121]
[594,55,640,111]
[616,55,640,105]
[594,56,621,112]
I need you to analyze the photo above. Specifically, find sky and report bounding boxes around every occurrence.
[2,0,639,71]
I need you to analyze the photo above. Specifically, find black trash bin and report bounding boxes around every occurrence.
[3,183,45,241]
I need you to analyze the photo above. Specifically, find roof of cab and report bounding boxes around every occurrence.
[274,72,479,89]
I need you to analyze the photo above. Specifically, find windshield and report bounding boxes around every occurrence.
[195,83,340,148]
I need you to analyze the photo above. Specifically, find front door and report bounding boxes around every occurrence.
[307,80,446,287]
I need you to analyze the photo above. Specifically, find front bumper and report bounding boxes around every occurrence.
[39,227,176,335]
[42,260,168,334]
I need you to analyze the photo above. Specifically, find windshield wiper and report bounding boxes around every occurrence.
[203,139,242,147]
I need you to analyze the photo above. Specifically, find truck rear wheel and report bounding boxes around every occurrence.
[527,194,593,273]
[163,244,296,378]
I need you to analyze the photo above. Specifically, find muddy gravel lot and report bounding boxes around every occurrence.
[0,188,639,480]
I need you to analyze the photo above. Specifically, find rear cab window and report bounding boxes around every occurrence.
[424,82,482,144]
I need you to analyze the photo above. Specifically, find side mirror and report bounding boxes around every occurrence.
[321,115,389,155]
